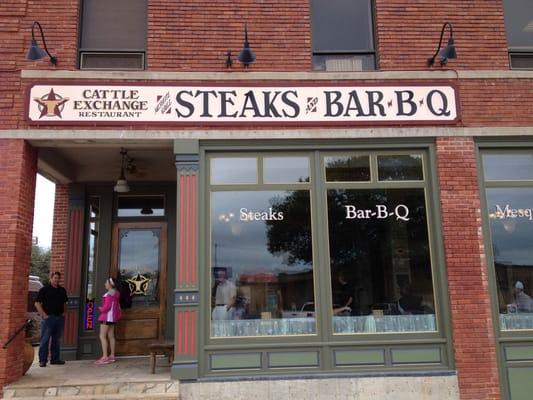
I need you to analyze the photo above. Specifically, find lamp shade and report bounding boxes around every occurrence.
[439,38,457,64]
[26,38,48,61]
[114,179,130,193]
[238,25,256,66]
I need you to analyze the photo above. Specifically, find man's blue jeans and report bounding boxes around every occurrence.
[38,315,64,364]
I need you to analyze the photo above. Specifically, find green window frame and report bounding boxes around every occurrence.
[203,147,447,341]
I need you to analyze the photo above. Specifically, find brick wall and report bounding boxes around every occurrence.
[375,0,509,70]
[436,137,501,400]
[0,139,37,390]
[148,0,312,71]
[50,184,68,277]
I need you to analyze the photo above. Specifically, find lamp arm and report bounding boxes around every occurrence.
[32,21,57,65]
[428,22,453,65]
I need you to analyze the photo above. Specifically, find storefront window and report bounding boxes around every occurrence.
[378,154,424,181]
[211,157,257,185]
[327,188,436,334]
[485,186,533,330]
[210,190,315,337]
[325,155,370,182]
[263,157,310,184]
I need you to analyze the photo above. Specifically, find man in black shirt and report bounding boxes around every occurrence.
[35,271,69,367]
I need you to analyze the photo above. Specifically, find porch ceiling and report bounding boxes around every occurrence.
[31,140,176,183]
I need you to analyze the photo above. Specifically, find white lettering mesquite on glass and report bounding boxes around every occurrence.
[492,204,533,220]
[239,208,284,221]
[344,205,410,221]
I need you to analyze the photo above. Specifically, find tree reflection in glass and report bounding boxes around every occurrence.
[327,188,436,333]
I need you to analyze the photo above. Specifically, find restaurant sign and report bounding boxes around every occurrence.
[27,84,457,124]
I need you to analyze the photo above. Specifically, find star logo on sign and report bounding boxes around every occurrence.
[126,273,152,295]
[33,88,69,119]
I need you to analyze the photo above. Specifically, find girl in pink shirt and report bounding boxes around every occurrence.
[95,278,122,365]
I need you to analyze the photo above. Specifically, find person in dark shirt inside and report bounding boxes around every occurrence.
[34,271,69,367]
[333,271,355,316]
[397,284,423,314]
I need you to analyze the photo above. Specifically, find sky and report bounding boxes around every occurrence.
[32,174,55,249]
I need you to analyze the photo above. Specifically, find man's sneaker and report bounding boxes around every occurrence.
[94,357,110,365]
[39,362,46,367]
[50,360,66,365]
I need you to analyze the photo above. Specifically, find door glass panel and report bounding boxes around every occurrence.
[327,188,436,333]
[487,188,533,330]
[117,196,165,217]
[117,228,161,307]
[84,197,99,331]
[210,190,315,337]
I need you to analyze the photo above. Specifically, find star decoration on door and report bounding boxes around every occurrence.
[126,273,152,295]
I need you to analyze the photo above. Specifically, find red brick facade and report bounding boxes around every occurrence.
[437,137,501,400]
[0,139,37,387]
[1,0,532,399]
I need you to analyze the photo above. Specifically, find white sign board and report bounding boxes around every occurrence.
[27,85,458,125]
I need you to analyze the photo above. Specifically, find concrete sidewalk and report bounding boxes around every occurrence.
[2,350,178,399]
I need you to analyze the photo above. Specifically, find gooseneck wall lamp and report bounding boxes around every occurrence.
[427,22,456,67]
[26,21,57,65]
[226,24,256,68]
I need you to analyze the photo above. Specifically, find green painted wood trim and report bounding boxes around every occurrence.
[267,351,319,368]
[391,348,441,364]
[210,353,262,370]
[506,346,533,361]
[334,349,385,366]
[171,362,199,380]
[174,139,199,155]
[508,367,533,400]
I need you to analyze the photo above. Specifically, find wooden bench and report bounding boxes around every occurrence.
[148,341,174,374]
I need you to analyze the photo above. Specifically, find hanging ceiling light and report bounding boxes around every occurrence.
[113,148,130,193]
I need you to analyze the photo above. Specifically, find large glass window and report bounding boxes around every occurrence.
[503,0,533,69]
[310,0,375,71]
[208,151,440,338]
[79,0,146,70]
[326,156,437,334]
[209,156,315,337]
[483,152,533,331]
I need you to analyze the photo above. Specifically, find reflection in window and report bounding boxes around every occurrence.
[84,197,99,331]
[117,229,161,306]
[263,157,309,184]
[117,196,165,217]
[327,189,436,333]
[210,191,315,337]
[487,188,533,330]
[325,155,370,182]
[378,155,423,181]
[211,158,257,185]
[483,153,533,181]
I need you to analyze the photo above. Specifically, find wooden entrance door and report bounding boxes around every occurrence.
[111,222,167,355]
